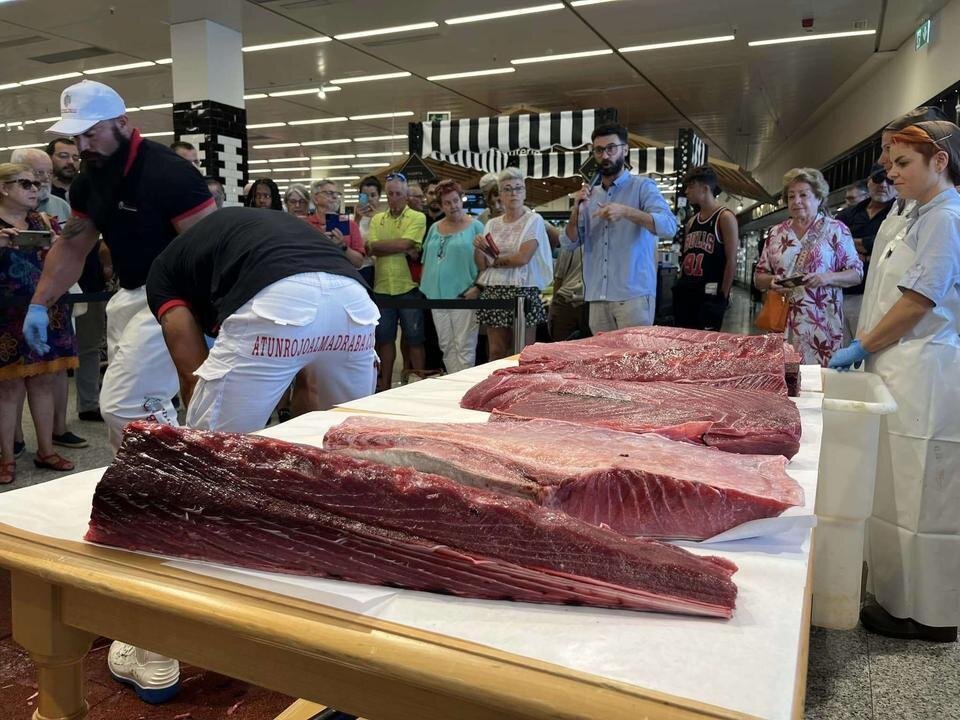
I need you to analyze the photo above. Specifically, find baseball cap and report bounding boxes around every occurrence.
[46,80,126,135]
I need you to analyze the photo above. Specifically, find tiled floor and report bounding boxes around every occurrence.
[2,285,957,719]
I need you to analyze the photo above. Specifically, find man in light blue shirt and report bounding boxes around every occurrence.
[563,123,678,331]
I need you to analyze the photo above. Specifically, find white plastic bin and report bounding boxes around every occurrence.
[812,369,897,630]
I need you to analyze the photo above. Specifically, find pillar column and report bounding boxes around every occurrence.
[169,1,247,205]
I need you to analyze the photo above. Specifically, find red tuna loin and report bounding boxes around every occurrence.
[323,416,804,541]
[460,371,801,458]
[86,422,738,618]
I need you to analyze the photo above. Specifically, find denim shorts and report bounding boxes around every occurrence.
[373,289,426,345]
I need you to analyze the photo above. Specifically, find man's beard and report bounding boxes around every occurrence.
[54,166,76,182]
[82,128,132,222]
[599,156,625,177]
[38,185,50,202]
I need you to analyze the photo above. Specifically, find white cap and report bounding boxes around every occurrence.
[46,80,126,135]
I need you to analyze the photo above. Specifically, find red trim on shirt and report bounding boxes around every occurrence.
[171,197,215,226]
[156,299,189,320]
[122,129,144,178]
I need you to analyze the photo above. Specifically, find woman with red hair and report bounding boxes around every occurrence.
[831,120,960,642]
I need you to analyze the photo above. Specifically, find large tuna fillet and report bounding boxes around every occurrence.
[323,416,804,540]
[517,333,789,395]
[86,422,738,618]
[460,371,801,457]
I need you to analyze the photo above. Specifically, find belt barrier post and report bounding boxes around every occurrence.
[513,295,526,355]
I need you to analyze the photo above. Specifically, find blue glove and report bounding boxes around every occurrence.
[22,303,50,355]
[829,339,869,371]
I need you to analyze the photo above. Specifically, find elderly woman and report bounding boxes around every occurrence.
[245,178,282,210]
[474,168,553,360]
[477,172,502,225]
[0,163,76,483]
[754,167,862,365]
[284,184,310,217]
[308,179,365,268]
[420,180,485,372]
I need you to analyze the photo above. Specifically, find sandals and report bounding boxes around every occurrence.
[0,462,14,485]
[33,452,74,472]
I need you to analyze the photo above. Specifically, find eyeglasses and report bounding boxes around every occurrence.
[4,179,42,190]
[386,172,407,182]
[870,172,894,185]
[500,185,525,194]
[287,197,308,205]
[317,190,341,198]
[592,143,626,157]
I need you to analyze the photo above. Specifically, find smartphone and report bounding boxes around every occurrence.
[778,274,807,289]
[484,232,500,257]
[14,230,52,248]
[358,192,369,207]
[325,213,350,236]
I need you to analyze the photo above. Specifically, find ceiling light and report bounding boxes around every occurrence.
[125,107,142,112]
[351,163,390,168]
[327,176,361,180]
[248,122,287,129]
[301,139,352,146]
[20,72,83,86]
[311,165,353,170]
[140,131,174,137]
[620,35,735,52]
[155,57,173,65]
[244,93,268,100]
[321,86,341,92]
[511,49,613,64]
[268,88,320,97]
[334,21,439,40]
[288,117,349,125]
[243,37,331,52]
[349,111,414,120]
[6,142,46,150]
[311,154,356,160]
[139,103,173,110]
[331,72,411,84]
[570,0,622,5]
[34,116,60,123]
[248,159,269,164]
[83,61,157,75]
[0,83,19,91]
[355,151,405,157]
[253,142,301,149]
[353,134,407,142]
[275,167,311,172]
[446,3,563,24]
[269,157,311,163]
[249,168,272,174]
[748,29,875,47]
[427,67,515,81]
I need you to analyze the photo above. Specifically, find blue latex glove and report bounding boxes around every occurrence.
[22,303,50,355]
[829,339,869,371]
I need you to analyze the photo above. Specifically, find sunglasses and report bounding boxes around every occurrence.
[5,179,42,191]
[386,172,407,182]
[870,172,894,185]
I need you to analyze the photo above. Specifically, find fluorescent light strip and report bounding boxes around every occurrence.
[328,176,360,180]
[155,57,173,65]
[301,139,352,146]
[253,142,301,149]
[311,154,356,160]
[748,29,875,47]
[140,131,174,137]
[248,159,269,164]
[20,72,82,85]
[243,37,331,52]
[348,111,414,120]
[125,107,142,112]
[353,134,406,142]
[244,93,268,100]
[248,122,287,129]
[351,163,390,168]
[288,117,349,125]
[268,88,319,97]
[334,21,438,40]
[355,151,405,158]
[139,103,173,110]
[446,3,562,24]
[330,72,411,84]
[269,157,311,163]
[511,49,613,64]
[83,61,156,75]
[311,165,353,170]
[5,142,45,150]
[276,167,311,172]
[249,169,272,174]
[570,0,622,5]
[0,83,20,90]
[427,67,515,81]
[620,35,735,52]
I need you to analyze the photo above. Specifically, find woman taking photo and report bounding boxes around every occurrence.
[420,180,484,372]
[309,179,365,268]
[0,163,76,483]
[831,121,960,642]
[474,168,553,360]
[754,167,862,365]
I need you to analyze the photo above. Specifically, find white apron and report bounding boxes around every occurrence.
[856,200,911,337]
[865,215,960,627]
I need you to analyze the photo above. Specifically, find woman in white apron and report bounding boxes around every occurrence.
[830,120,960,642]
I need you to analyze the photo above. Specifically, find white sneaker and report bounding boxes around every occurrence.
[107,641,181,704]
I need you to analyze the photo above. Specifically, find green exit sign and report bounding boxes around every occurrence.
[916,19,931,51]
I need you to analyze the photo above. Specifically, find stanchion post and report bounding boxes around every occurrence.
[512,295,526,355]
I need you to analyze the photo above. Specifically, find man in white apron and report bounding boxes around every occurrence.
[831,120,960,642]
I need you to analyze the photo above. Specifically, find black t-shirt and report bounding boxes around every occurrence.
[678,207,732,287]
[70,131,213,290]
[146,207,367,336]
[50,185,68,201]
[836,197,894,295]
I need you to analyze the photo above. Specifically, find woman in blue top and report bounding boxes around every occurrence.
[420,180,484,373]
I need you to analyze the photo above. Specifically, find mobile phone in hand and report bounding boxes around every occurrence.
[14,230,52,248]
[484,232,500,257]
[358,192,369,208]
[778,274,806,289]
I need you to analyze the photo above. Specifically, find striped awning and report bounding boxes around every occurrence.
[410,108,619,156]
[427,146,675,180]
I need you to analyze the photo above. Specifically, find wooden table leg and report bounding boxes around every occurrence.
[10,571,96,720]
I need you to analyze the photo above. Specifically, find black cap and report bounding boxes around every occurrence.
[915,120,960,183]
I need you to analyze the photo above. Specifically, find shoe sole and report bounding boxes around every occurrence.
[53,440,89,449]
[109,670,181,704]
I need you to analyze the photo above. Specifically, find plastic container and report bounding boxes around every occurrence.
[812,369,897,630]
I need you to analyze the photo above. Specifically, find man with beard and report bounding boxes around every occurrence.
[46,137,78,201]
[563,123,678,331]
[21,79,214,704]
[423,180,445,231]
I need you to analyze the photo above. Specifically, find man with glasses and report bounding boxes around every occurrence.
[843,180,869,208]
[836,164,897,343]
[563,123,678,332]
[367,172,427,391]
[46,137,79,201]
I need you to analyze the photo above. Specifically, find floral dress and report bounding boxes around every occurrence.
[755,214,863,366]
[0,212,78,381]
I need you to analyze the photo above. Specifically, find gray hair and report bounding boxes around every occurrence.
[284,184,310,203]
[478,172,499,193]
[496,167,525,188]
[310,178,337,195]
[783,167,829,203]
[10,148,49,165]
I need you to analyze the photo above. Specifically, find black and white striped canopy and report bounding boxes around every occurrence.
[428,147,676,180]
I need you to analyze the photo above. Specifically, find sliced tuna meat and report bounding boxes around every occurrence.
[323,416,804,541]
[517,333,789,396]
[460,371,801,457]
[86,422,738,618]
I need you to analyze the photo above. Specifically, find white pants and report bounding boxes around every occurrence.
[431,308,478,374]
[187,273,379,433]
[588,295,654,333]
[101,287,179,450]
